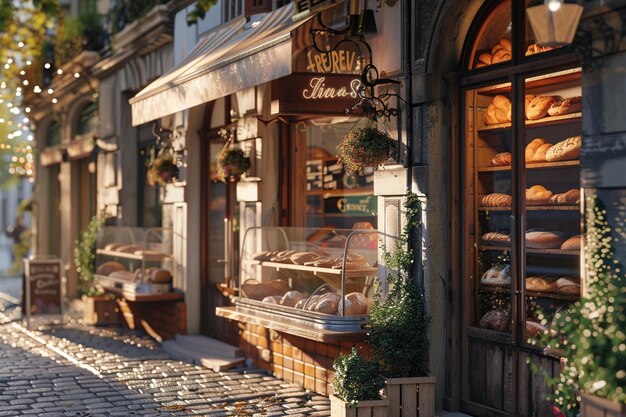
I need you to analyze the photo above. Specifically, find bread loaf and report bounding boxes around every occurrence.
[270,250,297,263]
[545,136,581,162]
[526,276,557,292]
[484,95,512,125]
[117,244,142,253]
[267,279,291,293]
[479,310,510,332]
[96,261,125,276]
[491,48,511,64]
[478,53,492,66]
[489,152,512,167]
[262,295,281,304]
[526,185,553,205]
[525,231,566,249]
[290,252,320,265]
[108,270,135,281]
[555,277,580,295]
[527,96,558,120]
[252,251,276,261]
[526,321,546,338]
[482,232,510,245]
[280,290,304,307]
[294,298,308,309]
[241,279,285,301]
[549,189,580,205]
[561,235,581,251]
[150,269,172,284]
[305,295,321,311]
[525,138,552,163]
[481,193,512,207]
[315,299,339,315]
[338,292,369,316]
[481,265,511,287]
[548,96,582,117]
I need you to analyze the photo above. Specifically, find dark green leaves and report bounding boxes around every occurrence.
[187,0,219,26]
[332,348,385,405]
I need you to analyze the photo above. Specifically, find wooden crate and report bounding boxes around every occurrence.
[330,395,388,417]
[384,376,436,417]
[82,295,120,326]
[580,393,626,417]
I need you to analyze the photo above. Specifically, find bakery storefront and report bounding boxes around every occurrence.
[456,1,583,415]
[130,2,399,395]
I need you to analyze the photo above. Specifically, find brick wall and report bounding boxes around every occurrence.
[239,323,367,395]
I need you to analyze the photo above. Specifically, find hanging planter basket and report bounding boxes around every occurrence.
[337,124,395,175]
[217,146,251,183]
[147,154,179,187]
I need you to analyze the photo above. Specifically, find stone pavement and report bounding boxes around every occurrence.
[0,289,331,416]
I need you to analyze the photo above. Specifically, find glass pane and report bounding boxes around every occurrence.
[467,82,513,333]
[469,0,512,70]
[208,142,228,285]
[522,68,582,343]
[524,0,563,58]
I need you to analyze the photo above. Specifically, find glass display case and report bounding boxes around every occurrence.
[94,227,174,294]
[236,226,382,332]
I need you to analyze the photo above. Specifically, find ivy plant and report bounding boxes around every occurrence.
[74,215,106,297]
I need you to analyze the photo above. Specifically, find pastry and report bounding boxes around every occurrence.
[561,235,581,251]
[549,189,580,205]
[484,95,512,125]
[525,94,536,118]
[489,152,512,167]
[526,96,558,120]
[290,252,320,265]
[555,277,580,295]
[338,292,369,316]
[280,290,304,307]
[315,298,339,314]
[545,136,582,162]
[526,276,557,292]
[491,48,511,64]
[526,185,553,205]
[478,53,492,66]
[475,61,488,68]
[482,232,510,245]
[526,320,546,338]
[150,269,172,284]
[525,231,566,249]
[481,265,511,286]
[525,138,552,163]
[481,193,512,207]
[548,96,582,117]
[96,261,125,276]
[479,310,510,332]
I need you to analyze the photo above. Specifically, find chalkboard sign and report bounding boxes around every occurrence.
[23,258,63,326]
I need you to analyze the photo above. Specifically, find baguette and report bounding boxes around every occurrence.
[482,232,510,245]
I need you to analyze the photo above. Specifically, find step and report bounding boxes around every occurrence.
[162,340,245,372]
[175,334,243,358]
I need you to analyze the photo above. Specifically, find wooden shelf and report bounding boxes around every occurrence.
[478,285,579,301]
[102,286,184,302]
[476,68,581,96]
[478,112,582,132]
[97,248,172,261]
[479,205,579,211]
[244,259,378,278]
[479,245,580,256]
[307,187,374,197]
[478,160,580,172]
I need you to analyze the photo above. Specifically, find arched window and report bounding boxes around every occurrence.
[46,121,61,147]
[459,1,582,415]
[76,102,98,136]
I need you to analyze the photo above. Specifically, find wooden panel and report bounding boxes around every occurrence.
[484,343,503,409]
[418,382,436,417]
[469,338,487,404]
[401,383,417,417]
[502,346,515,413]
[386,383,401,417]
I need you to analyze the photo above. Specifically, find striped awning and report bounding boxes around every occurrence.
[130,3,313,126]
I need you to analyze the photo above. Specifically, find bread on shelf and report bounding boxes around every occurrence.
[482,232,511,246]
[489,152,512,167]
[548,96,582,117]
[525,230,566,249]
[561,235,581,251]
[525,138,552,163]
[474,39,511,68]
[555,277,580,295]
[241,279,286,301]
[479,310,510,332]
[526,320,547,338]
[481,193,512,207]
[338,292,369,316]
[526,185,553,205]
[96,261,126,276]
[103,243,124,251]
[526,96,558,120]
[290,252,320,265]
[545,136,582,162]
[484,95,512,125]
[549,189,580,205]
[280,290,304,307]
[525,276,557,292]
[481,264,511,287]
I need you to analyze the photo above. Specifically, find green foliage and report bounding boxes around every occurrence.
[536,196,626,415]
[55,4,104,65]
[16,198,32,217]
[217,147,251,182]
[368,192,430,378]
[147,154,179,187]
[332,348,385,405]
[111,0,169,33]
[74,215,106,297]
[10,228,31,274]
[187,0,220,26]
[337,124,395,175]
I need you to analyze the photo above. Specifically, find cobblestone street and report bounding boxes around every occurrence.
[0,283,330,416]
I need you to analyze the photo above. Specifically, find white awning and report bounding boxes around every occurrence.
[130,3,310,126]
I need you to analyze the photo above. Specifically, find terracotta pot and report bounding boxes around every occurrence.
[329,395,388,417]
[384,376,436,417]
[580,392,626,417]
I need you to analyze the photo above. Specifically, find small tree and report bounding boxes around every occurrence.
[74,215,106,297]
[332,348,385,406]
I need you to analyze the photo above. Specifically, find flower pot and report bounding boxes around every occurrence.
[384,376,436,417]
[82,295,120,326]
[580,393,626,417]
[330,395,389,417]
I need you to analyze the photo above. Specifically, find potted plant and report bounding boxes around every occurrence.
[536,196,626,417]
[368,192,435,417]
[331,348,388,416]
[216,147,251,182]
[74,215,119,326]
[337,122,395,175]
[147,154,179,187]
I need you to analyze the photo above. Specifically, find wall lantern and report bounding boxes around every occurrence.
[526,0,583,46]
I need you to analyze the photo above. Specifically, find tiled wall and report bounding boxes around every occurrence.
[239,323,368,395]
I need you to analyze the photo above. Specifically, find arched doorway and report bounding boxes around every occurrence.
[459,1,582,416]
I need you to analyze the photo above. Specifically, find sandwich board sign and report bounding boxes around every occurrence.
[23,257,64,328]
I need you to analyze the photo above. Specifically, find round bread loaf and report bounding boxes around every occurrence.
[527,96,558,120]
[315,299,339,315]
[526,321,546,338]
[555,277,580,295]
[266,279,291,293]
[338,292,369,316]
[241,279,284,301]
[560,235,581,251]
[545,136,581,162]
[525,276,557,292]
[151,269,172,284]
[525,138,552,163]
[481,193,512,207]
[294,298,308,309]
[489,152,511,167]
[290,252,320,265]
[96,261,126,276]
[548,96,582,117]
[526,185,553,205]
[305,295,321,311]
[525,231,565,249]
[280,290,304,307]
[482,232,510,246]
[479,310,510,332]
[480,265,511,287]
[262,295,281,304]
